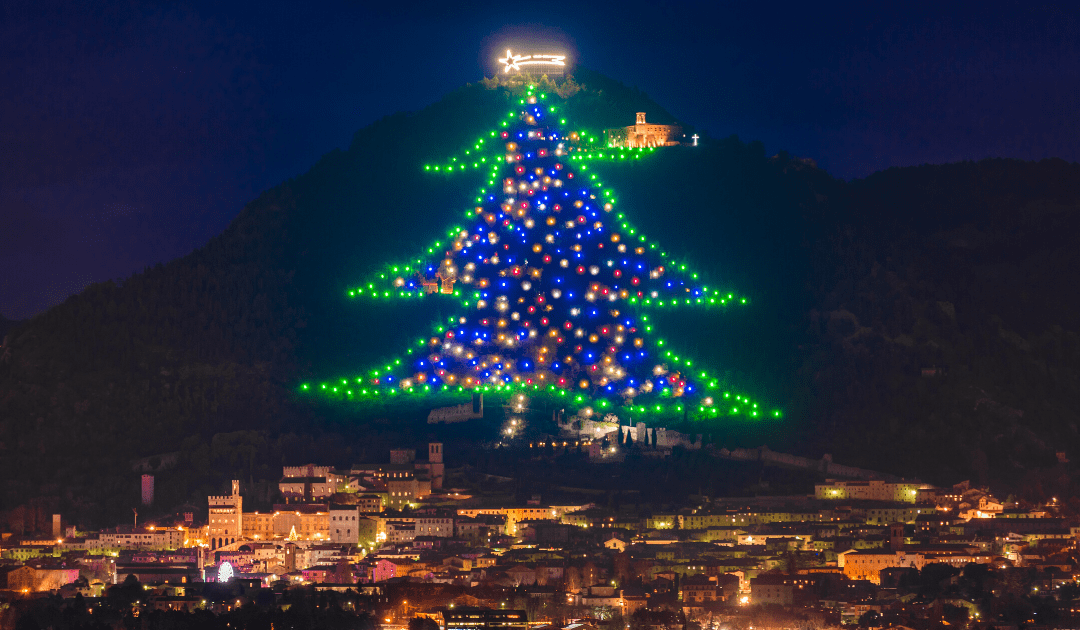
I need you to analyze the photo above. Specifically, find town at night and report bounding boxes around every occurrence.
[4,3,1080,629]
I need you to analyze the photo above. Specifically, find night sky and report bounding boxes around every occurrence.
[3,1,1078,320]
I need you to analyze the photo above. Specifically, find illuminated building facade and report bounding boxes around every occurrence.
[269,506,330,540]
[445,608,528,630]
[605,113,683,148]
[387,471,422,510]
[99,527,183,551]
[815,479,929,503]
[329,506,361,544]
[350,443,441,503]
[279,465,346,502]
[208,480,242,549]
[356,494,386,513]
[839,547,993,583]
[241,513,275,540]
[416,515,454,538]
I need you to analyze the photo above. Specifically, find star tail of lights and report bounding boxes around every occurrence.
[499,49,566,74]
[304,85,780,422]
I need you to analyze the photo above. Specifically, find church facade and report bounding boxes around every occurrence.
[605,112,683,148]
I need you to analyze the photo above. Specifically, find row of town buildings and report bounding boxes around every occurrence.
[4,446,1079,630]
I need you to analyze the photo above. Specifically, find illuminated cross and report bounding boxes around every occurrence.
[691,134,699,147]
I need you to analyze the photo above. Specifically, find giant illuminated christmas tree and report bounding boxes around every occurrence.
[305,87,778,421]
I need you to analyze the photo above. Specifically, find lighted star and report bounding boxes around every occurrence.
[499,49,566,73]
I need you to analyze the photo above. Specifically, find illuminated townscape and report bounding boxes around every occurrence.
[3,432,1079,629]
[5,10,1080,630]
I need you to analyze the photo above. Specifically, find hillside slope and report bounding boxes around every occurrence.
[2,75,1080,526]
[0,76,701,525]
[802,160,1080,487]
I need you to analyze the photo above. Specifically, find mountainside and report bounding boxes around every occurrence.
[804,160,1080,488]
[2,72,1079,526]
[0,315,16,342]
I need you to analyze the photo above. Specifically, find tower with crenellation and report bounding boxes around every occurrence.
[208,480,242,550]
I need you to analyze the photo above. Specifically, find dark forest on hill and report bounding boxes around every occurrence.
[2,71,1079,529]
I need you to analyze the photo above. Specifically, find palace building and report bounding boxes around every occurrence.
[208,480,242,550]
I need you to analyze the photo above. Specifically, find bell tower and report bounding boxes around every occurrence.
[428,442,445,489]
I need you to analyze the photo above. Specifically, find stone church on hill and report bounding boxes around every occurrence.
[605,112,683,148]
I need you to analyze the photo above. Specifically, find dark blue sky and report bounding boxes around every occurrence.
[2,0,1078,319]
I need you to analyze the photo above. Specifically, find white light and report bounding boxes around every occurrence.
[499,49,567,73]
